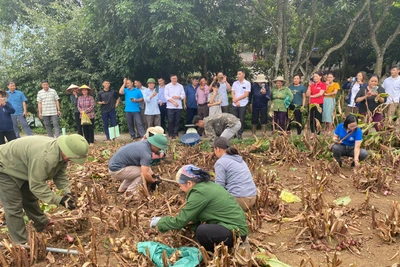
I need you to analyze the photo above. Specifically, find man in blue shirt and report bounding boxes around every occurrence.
[184,77,199,125]
[7,81,33,138]
[119,78,145,139]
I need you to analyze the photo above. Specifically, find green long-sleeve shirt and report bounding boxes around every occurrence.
[271,86,293,112]
[157,182,248,236]
[0,136,70,205]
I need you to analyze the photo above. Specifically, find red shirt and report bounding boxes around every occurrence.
[310,82,326,104]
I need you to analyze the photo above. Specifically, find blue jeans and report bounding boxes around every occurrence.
[126,112,145,138]
[102,110,117,140]
[43,115,60,138]
[11,115,33,138]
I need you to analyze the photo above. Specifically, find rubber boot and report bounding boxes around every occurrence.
[261,124,266,135]
[251,125,257,136]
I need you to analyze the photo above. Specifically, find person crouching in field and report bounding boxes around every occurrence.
[150,164,248,252]
[108,134,168,194]
[331,115,368,168]
[0,134,88,244]
[213,137,257,211]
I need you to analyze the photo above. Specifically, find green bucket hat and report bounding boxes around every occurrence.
[148,134,168,150]
[147,78,156,84]
[57,134,89,164]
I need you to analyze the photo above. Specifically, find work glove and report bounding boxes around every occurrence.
[149,174,162,191]
[150,217,161,228]
[60,194,76,210]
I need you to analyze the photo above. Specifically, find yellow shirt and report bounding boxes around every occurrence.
[325,82,340,97]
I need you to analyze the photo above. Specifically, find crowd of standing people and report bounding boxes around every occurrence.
[0,66,399,145]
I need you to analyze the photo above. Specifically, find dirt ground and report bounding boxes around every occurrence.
[1,135,400,267]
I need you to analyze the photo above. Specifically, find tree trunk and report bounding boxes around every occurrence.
[273,0,284,78]
[201,52,208,77]
[312,0,369,74]
[281,0,289,81]
[367,0,400,76]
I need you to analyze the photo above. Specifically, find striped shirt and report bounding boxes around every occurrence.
[37,88,59,116]
[78,95,95,119]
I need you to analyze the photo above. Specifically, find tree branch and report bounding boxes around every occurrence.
[312,0,369,74]
[382,23,400,54]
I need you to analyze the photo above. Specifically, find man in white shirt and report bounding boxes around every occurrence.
[37,80,61,138]
[231,69,251,139]
[383,65,400,121]
[164,74,185,139]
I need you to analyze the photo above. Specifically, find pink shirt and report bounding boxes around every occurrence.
[310,82,326,104]
[196,85,209,105]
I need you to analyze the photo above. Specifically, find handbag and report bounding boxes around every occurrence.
[81,111,92,125]
[328,130,355,151]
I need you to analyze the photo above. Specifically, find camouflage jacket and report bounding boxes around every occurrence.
[204,113,240,140]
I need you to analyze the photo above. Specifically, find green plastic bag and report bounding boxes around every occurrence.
[137,241,202,267]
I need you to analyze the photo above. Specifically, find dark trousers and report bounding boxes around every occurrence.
[231,106,246,135]
[310,104,323,134]
[251,107,268,125]
[167,109,182,137]
[273,111,287,131]
[197,104,209,119]
[186,107,198,124]
[221,106,229,113]
[82,118,95,144]
[159,103,167,131]
[101,109,117,140]
[0,130,16,145]
[74,112,83,135]
[196,224,246,252]
[126,112,145,138]
[332,144,368,164]
[360,112,383,132]
[288,105,302,135]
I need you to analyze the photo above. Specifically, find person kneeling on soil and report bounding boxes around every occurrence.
[0,134,89,244]
[108,134,168,194]
[213,137,257,211]
[150,164,248,252]
[193,113,241,141]
[331,114,368,168]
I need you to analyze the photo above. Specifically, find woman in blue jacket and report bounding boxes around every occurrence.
[0,90,16,145]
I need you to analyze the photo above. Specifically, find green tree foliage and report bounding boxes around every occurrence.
[0,0,244,132]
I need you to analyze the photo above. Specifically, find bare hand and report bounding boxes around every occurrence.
[184,104,187,110]
[39,114,43,119]
[354,161,360,168]
[58,111,62,117]
[172,96,181,100]
[173,101,179,107]
[235,101,241,107]
[23,111,27,117]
